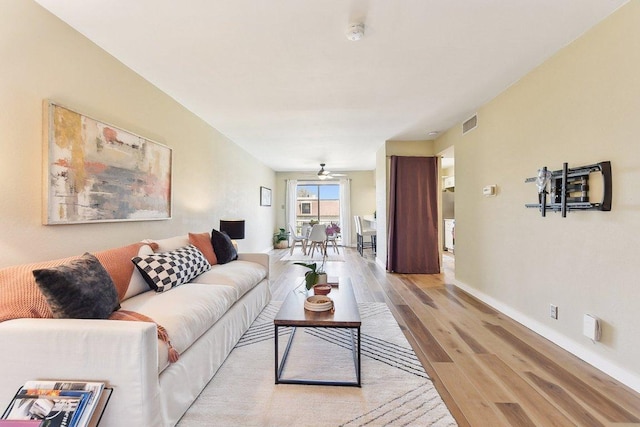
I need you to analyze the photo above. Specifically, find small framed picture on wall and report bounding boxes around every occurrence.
[260,186,272,206]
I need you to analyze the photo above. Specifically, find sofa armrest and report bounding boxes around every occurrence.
[238,253,269,276]
[0,318,163,427]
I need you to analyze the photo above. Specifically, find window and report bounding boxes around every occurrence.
[285,178,351,247]
[295,183,340,235]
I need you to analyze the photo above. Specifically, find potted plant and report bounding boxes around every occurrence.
[325,222,341,236]
[273,228,290,249]
[294,255,327,291]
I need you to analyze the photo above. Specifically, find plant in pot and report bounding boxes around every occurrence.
[273,228,290,249]
[294,255,329,294]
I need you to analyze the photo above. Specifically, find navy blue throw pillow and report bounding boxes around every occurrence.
[210,229,238,264]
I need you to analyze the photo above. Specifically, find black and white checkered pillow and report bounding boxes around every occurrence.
[132,244,211,293]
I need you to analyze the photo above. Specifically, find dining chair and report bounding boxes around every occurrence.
[307,223,328,257]
[288,224,307,255]
[325,223,340,254]
[354,215,376,256]
[301,223,311,239]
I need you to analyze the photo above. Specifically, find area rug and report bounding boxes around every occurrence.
[177,302,457,427]
[280,250,345,263]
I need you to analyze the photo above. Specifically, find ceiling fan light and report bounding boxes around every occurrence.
[317,163,337,179]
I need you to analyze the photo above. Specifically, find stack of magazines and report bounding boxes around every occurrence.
[1,380,109,427]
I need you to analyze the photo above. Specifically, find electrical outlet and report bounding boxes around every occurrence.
[550,304,558,319]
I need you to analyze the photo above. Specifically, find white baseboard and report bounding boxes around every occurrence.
[454,278,640,393]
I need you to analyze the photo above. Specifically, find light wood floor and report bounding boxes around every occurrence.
[268,247,640,427]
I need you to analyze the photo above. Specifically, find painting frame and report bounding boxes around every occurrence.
[43,101,173,225]
[260,186,272,207]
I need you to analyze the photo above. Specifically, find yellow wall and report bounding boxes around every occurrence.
[436,1,640,389]
[0,0,275,267]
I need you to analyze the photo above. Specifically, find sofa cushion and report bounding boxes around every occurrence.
[123,245,157,301]
[210,229,237,264]
[191,261,268,300]
[120,283,238,372]
[189,232,217,265]
[132,245,211,293]
[148,235,190,252]
[33,253,120,319]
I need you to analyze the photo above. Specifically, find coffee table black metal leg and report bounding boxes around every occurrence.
[276,326,298,383]
[357,327,361,386]
[349,327,361,386]
[276,326,360,387]
[274,325,279,384]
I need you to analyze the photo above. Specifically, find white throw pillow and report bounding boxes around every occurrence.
[123,244,156,300]
[145,235,190,252]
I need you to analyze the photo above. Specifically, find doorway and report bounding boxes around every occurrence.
[439,146,455,273]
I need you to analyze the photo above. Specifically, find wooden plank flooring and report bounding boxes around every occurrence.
[268,247,640,426]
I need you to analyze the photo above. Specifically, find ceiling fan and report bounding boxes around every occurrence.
[317,163,346,180]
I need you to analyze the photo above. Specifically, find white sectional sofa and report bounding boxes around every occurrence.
[0,234,271,426]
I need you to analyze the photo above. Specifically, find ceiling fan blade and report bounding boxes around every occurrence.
[316,163,347,179]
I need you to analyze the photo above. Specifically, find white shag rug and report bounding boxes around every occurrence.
[177,302,457,427]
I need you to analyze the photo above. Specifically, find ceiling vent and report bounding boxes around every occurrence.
[462,114,478,134]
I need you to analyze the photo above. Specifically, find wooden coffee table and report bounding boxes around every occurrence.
[274,278,361,387]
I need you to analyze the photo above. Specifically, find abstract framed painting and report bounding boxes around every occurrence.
[43,101,172,224]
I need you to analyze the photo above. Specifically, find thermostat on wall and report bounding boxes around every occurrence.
[482,185,497,196]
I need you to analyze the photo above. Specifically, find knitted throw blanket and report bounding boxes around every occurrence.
[109,310,179,363]
[0,242,179,363]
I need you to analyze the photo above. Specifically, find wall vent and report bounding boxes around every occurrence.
[462,114,478,134]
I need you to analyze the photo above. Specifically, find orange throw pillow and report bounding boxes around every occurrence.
[94,242,159,301]
[189,232,217,265]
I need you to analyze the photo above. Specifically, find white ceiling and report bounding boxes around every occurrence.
[34,0,628,173]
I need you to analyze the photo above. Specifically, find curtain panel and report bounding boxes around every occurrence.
[387,156,440,274]
[339,178,352,247]
[285,179,298,233]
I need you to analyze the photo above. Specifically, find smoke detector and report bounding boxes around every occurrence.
[346,23,365,41]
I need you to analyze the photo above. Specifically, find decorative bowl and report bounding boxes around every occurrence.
[304,295,334,312]
[313,284,332,295]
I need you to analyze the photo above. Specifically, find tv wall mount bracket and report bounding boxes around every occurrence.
[525,161,611,217]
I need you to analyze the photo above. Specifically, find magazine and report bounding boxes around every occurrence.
[2,381,106,427]
[3,393,83,427]
[0,420,43,426]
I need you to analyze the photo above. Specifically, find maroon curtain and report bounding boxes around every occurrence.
[387,156,440,273]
